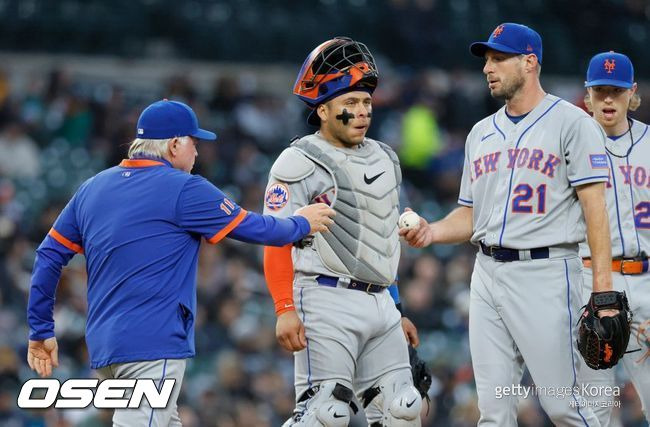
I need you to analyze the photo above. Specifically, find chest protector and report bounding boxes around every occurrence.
[292,134,401,286]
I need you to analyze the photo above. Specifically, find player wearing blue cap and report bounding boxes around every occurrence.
[578,51,650,425]
[402,23,619,425]
[25,99,335,426]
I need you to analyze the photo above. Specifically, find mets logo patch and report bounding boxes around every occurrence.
[265,183,289,211]
[589,154,608,169]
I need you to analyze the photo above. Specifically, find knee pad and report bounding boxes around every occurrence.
[315,400,350,427]
[386,385,422,425]
[289,381,354,426]
[363,371,422,427]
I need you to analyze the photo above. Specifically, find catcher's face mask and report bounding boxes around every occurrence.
[293,37,378,108]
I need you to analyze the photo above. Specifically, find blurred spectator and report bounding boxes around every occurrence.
[54,95,93,147]
[0,122,40,179]
[400,97,443,173]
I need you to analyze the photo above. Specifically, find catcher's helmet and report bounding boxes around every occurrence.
[293,37,378,109]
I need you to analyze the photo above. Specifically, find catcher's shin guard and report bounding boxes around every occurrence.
[362,370,422,426]
[284,381,356,426]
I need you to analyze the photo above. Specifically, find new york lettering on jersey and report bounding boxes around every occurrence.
[613,164,650,189]
[458,94,609,249]
[470,147,561,181]
[580,119,650,258]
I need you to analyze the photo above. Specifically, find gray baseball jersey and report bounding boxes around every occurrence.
[461,94,608,426]
[578,119,650,425]
[579,119,650,258]
[459,94,609,249]
[263,132,414,425]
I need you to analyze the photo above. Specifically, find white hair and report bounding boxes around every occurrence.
[128,138,171,159]
[127,136,194,159]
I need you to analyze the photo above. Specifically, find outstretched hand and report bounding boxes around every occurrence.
[295,203,336,234]
[398,208,433,248]
[27,337,59,377]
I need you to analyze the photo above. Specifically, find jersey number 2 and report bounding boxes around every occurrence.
[512,184,546,214]
[635,202,650,229]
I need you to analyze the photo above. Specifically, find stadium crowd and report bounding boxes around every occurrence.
[0,61,648,427]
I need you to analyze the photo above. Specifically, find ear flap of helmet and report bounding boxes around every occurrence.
[293,37,378,107]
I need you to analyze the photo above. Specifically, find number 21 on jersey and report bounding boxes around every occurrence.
[512,183,546,214]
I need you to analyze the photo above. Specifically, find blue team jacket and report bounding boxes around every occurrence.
[27,157,309,368]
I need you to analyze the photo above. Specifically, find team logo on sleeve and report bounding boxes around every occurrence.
[590,154,608,169]
[265,183,289,211]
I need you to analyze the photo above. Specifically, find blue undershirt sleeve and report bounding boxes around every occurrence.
[388,283,400,304]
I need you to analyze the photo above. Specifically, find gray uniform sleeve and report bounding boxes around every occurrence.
[458,136,474,207]
[564,116,610,187]
[263,178,311,219]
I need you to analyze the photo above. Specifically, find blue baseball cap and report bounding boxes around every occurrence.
[470,23,543,64]
[585,51,634,89]
[136,100,217,140]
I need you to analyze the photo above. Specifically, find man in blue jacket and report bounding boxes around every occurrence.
[26,99,334,426]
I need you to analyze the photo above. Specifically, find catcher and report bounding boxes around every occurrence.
[262,37,429,426]
[577,51,646,425]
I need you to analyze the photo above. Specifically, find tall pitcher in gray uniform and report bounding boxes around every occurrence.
[263,37,422,426]
[402,23,619,426]
[578,51,650,426]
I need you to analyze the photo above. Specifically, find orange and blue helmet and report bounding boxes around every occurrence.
[293,37,378,110]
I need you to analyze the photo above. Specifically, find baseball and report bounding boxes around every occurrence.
[398,211,420,230]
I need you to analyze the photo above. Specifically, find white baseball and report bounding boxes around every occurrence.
[398,211,420,230]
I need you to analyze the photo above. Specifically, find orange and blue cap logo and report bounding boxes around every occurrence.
[604,59,616,74]
[265,183,289,211]
[492,25,505,38]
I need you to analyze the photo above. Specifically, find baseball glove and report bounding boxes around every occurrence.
[577,291,632,370]
[409,346,432,400]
